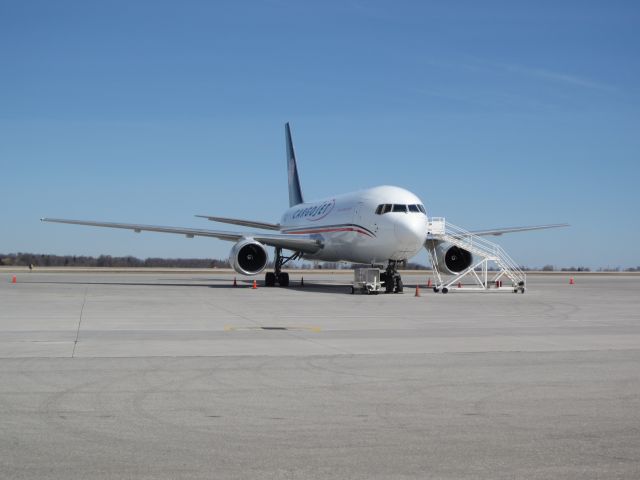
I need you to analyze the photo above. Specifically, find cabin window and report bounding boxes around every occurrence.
[392,204,407,213]
[408,204,420,212]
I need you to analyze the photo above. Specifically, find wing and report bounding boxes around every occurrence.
[470,223,569,236]
[195,215,280,231]
[41,218,322,253]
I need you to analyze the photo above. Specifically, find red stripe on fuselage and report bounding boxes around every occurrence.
[283,227,374,237]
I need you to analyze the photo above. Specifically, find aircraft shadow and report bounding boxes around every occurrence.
[21,280,218,288]
[272,282,352,295]
[19,280,357,294]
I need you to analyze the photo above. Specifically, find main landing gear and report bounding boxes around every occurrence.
[264,248,301,287]
[380,260,404,294]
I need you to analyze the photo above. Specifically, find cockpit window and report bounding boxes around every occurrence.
[376,203,425,214]
[392,204,407,213]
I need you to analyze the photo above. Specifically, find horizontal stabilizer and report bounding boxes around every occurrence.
[195,215,280,231]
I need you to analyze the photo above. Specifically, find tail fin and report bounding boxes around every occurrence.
[286,122,304,207]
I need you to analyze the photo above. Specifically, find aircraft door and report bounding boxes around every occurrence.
[354,202,379,237]
[354,202,362,224]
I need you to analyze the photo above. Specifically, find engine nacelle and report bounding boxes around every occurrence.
[229,239,268,275]
[434,243,473,274]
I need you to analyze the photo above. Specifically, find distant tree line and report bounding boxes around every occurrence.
[0,253,229,268]
[536,265,640,272]
[1,253,638,272]
[539,265,591,272]
[595,266,640,272]
[349,261,427,270]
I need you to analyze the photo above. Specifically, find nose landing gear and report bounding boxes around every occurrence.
[381,260,404,294]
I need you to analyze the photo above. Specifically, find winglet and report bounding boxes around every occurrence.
[286,122,304,207]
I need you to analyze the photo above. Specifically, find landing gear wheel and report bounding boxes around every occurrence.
[442,287,449,294]
[278,272,290,287]
[265,272,276,287]
[385,280,395,293]
[433,287,439,293]
[394,278,403,294]
[381,272,393,294]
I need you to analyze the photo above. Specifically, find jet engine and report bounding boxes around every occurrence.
[229,239,268,275]
[434,243,473,274]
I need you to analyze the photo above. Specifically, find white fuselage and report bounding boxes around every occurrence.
[279,185,429,264]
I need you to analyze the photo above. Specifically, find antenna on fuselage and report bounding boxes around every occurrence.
[286,122,304,207]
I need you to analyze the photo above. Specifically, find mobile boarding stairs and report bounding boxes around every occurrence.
[426,217,526,293]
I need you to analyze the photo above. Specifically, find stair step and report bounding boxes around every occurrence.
[427,218,526,290]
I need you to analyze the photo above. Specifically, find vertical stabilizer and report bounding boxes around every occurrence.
[286,122,304,207]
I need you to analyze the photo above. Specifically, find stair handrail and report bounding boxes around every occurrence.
[435,220,525,280]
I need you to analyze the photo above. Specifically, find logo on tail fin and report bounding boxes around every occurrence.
[286,122,304,207]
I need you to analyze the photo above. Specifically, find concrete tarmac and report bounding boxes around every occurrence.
[1,271,639,479]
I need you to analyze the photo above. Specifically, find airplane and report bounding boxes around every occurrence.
[42,123,567,293]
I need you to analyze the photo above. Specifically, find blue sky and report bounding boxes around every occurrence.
[1,1,639,268]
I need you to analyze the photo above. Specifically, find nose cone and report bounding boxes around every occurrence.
[394,215,428,251]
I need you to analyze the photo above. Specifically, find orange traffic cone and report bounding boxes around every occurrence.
[11,275,17,284]
[233,277,237,287]
[252,280,258,289]
[458,281,462,288]
[569,277,575,285]
[427,278,432,288]
[414,285,421,297]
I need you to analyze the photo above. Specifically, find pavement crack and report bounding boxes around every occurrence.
[72,287,88,358]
